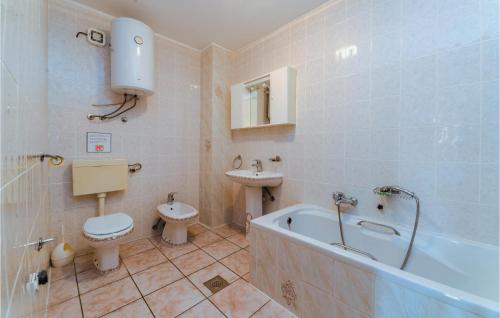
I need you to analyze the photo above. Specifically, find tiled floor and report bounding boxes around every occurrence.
[45,223,296,318]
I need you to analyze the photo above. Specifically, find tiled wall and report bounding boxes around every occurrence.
[47,0,201,251]
[249,226,491,318]
[199,45,236,226]
[230,0,499,245]
[1,0,51,316]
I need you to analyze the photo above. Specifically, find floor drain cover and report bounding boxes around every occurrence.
[203,275,229,294]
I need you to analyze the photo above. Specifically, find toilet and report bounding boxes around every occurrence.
[157,202,199,245]
[72,159,134,272]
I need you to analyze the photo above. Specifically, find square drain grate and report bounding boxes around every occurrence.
[203,275,229,294]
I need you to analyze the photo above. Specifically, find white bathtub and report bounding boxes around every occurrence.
[250,204,499,318]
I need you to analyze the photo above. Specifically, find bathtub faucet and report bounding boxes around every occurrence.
[332,192,358,248]
[332,192,358,208]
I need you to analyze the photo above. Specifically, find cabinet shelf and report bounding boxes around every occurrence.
[231,66,297,130]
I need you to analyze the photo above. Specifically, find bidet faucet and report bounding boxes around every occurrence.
[167,192,177,205]
[332,192,358,208]
[251,159,263,172]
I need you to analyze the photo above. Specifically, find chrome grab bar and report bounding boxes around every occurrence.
[357,220,400,236]
[330,242,378,261]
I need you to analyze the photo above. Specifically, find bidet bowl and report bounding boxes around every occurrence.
[157,202,199,244]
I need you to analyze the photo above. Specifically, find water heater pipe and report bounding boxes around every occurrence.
[97,193,106,216]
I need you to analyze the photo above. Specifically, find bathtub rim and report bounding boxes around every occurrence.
[251,203,500,318]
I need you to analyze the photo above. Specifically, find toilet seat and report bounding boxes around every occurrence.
[83,212,133,241]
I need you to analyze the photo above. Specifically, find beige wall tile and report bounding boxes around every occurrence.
[1,2,50,315]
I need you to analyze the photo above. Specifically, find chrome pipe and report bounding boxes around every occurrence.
[373,185,420,270]
[330,242,378,261]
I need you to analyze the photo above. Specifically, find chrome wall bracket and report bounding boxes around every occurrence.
[23,237,55,251]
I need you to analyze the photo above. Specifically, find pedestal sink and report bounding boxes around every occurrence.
[225,170,283,220]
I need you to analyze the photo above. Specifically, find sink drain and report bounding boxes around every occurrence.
[203,275,229,294]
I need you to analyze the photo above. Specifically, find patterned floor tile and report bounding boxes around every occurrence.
[202,239,240,260]
[210,279,269,318]
[80,277,141,318]
[48,275,79,306]
[156,241,199,260]
[171,249,216,276]
[252,300,298,318]
[45,297,82,318]
[212,224,242,238]
[145,278,204,317]
[120,238,155,258]
[220,249,250,276]
[75,254,94,273]
[50,264,75,281]
[132,261,183,295]
[102,299,153,318]
[77,264,129,294]
[177,299,224,318]
[190,231,223,247]
[122,248,167,274]
[226,233,249,248]
[188,223,208,237]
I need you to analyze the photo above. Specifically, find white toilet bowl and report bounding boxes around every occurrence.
[157,202,199,245]
[82,212,133,272]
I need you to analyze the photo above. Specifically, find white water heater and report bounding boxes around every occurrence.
[111,17,155,96]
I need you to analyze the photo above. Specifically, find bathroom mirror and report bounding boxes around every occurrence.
[248,78,271,126]
[231,66,296,129]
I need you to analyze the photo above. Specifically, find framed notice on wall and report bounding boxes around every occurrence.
[87,132,112,153]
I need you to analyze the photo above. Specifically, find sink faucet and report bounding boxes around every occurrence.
[332,192,358,208]
[167,192,177,205]
[251,159,263,172]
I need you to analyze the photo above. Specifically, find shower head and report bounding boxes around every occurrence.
[373,185,416,200]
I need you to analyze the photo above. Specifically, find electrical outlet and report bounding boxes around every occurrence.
[87,28,106,47]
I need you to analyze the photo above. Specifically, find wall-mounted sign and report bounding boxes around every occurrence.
[87,132,111,153]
